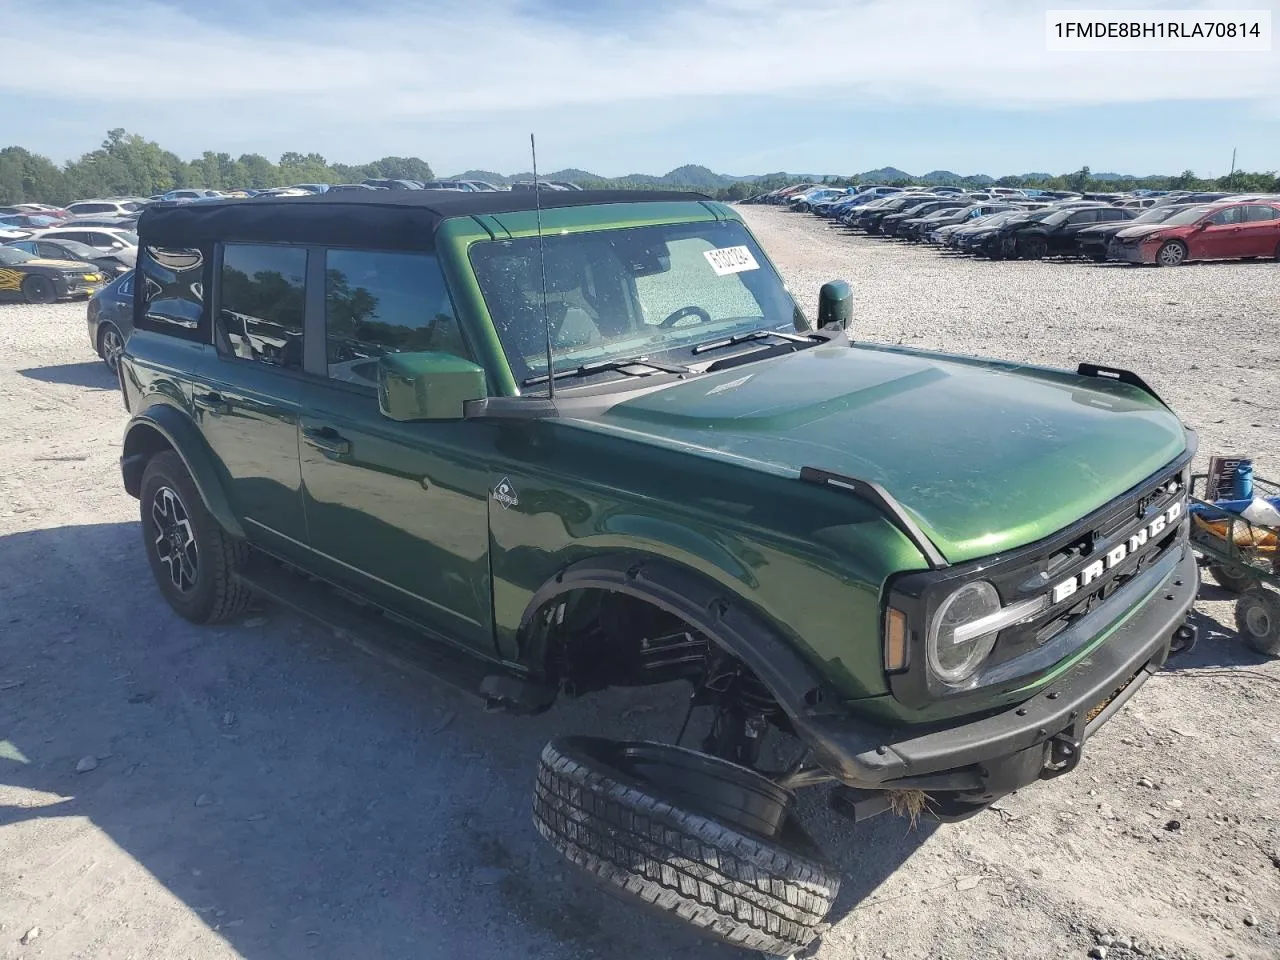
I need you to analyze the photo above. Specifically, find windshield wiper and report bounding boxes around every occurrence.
[691,329,823,355]
[521,356,690,387]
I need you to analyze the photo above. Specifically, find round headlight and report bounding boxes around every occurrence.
[928,581,1001,685]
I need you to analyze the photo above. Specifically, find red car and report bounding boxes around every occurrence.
[1109,199,1280,266]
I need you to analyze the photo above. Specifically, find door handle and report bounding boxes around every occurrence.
[303,426,351,459]
[193,391,231,415]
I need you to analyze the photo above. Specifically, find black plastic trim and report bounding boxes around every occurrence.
[798,467,949,570]
[791,546,1198,789]
[463,397,561,419]
[519,552,841,721]
[1076,363,1168,408]
[884,443,1195,709]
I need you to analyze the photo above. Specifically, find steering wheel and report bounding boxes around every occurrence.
[659,305,713,328]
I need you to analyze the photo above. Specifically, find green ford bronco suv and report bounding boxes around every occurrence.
[119,189,1199,956]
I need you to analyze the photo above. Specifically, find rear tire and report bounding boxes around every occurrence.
[533,736,839,957]
[1156,241,1186,267]
[139,451,253,624]
[98,322,125,373]
[1235,589,1280,657]
[21,275,57,304]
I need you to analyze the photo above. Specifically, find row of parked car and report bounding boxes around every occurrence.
[0,201,139,304]
[0,175,596,306]
[761,183,1280,266]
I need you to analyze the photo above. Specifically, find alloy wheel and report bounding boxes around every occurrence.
[1157,242,1185,267]
[101,325,124,373]
[151,485,199,593]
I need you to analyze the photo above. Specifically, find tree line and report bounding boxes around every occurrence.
[0,130,435,205]
[2,130,1274,206]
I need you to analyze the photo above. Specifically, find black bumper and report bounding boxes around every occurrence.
[794,546,1198,797]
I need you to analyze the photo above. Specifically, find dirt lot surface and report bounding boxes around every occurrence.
[1,208,1278,960]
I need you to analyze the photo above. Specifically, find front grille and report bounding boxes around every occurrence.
[983,466,1187,671]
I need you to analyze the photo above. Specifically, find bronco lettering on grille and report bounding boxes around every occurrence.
[1050,500,1183,604]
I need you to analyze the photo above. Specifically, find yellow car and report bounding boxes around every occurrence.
[0,245,105,303]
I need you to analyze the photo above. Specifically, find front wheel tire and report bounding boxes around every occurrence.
[1156,241,1187,267]
[139,451,253,623]
[533,736,839,957]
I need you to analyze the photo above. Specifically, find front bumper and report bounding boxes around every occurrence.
[793,545,1198,800]
[1109,240,1153,264]
[60,274,103,299]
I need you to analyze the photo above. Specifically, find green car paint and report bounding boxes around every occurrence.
[120,196,1192,733]
[583,342,1187,564]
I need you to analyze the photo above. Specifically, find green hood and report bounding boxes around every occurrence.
[577,345,1188,564]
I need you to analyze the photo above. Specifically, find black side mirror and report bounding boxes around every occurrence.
[817,280,853,332]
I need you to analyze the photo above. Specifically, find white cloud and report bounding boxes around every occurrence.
[4,0,1276,171]
[5,0,1276,112]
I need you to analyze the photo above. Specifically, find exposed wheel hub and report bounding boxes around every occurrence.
[1245,603,1271,637]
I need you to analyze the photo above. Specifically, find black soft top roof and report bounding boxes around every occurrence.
[138,189,711,249]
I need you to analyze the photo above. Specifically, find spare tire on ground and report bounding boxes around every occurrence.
[532,736,840,956]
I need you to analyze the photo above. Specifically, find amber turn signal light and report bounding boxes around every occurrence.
[884,607,909,672]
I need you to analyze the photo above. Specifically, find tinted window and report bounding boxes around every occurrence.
[1245,205,1278,222]
[137,246,208,340]
[1205,206,1244,225]
[1066,210,1099,224]
[219,244,306,368]
[10,241,37,254]
[70,203,114,214]
[324,249,468,389]
[1099,209,1132,221]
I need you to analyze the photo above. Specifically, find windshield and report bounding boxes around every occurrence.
[1161,204,1214,225]
[1129,205,1181,224]
[0,247,35,265]
[470,220,806,387]
[972,211,1020,228]
[50,239,101,258]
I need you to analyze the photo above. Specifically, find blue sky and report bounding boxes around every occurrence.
[3,0,1277,178]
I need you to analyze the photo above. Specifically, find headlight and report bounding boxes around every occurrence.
[927,581,1002,684]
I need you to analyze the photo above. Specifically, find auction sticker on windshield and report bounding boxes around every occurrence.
[703,245,759,276]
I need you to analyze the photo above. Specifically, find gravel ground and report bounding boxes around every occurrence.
[1,210,1278,960]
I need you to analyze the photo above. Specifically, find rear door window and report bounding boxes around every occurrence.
[1205,206,1244,225]
[218,244,307,369]
[137,246,209,341]
[1244,205,1278,222]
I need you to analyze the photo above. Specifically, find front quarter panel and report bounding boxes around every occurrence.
[486,419,930,700]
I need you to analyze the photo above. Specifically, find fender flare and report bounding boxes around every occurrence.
[519,552,840,722]
[121,405,245,540]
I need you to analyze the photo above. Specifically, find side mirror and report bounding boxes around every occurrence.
[377,351,487,421]
[817,280,853,331]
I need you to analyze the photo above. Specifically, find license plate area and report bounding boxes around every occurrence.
[1085,668,1142,729]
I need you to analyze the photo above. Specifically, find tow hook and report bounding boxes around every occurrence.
[1167,621,1198,657]
[1040,733,1082,779]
